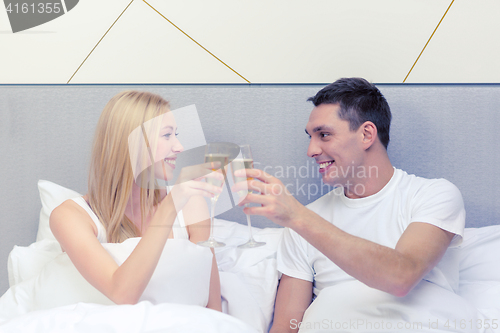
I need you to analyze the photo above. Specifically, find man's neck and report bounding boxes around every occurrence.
[344,149,394,199]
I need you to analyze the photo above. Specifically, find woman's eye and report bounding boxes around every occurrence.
[175,132,179,137]
[164,133,172,139]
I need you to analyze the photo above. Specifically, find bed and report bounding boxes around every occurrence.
[1,84,500,332]
[0,181,500,333]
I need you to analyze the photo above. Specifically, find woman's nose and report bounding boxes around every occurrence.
[173,137,184,153]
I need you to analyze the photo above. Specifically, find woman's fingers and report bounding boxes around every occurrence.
[177,162,223,183]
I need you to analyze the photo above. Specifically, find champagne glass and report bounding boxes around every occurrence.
[198,143,228,248]
[232,145,266,248]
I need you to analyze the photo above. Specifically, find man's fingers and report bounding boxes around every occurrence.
[235,179,285,196]
[238,192,269,206]
[242,204,273,217]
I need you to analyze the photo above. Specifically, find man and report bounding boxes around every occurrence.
[233,78,468,332]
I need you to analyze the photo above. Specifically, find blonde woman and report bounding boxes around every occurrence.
[50,91,222,310]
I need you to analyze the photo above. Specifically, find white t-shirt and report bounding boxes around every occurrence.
[277,168,465,297]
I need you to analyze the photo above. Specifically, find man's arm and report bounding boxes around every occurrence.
[270,275,313,333]
[293,214,454,297]
[234,169,455,297]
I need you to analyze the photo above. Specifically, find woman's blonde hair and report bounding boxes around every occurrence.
[88,91,169,243]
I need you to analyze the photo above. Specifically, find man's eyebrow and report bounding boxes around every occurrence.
[310,125,334,133]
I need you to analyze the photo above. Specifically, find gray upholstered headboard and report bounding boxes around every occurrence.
[1,84,499,294]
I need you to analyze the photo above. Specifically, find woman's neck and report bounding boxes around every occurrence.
[125,181,168,234]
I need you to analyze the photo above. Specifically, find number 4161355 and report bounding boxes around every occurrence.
[5,2,62,14]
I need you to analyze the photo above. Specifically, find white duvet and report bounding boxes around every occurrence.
[0,301,257,333]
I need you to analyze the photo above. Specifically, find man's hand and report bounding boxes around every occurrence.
[232,168,308,228]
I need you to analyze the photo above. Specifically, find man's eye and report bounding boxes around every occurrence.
[320,133,330,138]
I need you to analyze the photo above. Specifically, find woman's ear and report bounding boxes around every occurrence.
[360,121,378,149]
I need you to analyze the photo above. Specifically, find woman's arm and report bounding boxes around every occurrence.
[50,194,178,304]
[51,172,222,305]
[184,196,222,311]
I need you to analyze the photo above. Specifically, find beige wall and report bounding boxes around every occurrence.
[1,0,499,84]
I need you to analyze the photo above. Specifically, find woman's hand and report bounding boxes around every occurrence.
[168,161,224,212]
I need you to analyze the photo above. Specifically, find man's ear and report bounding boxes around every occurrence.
[360,121,378,149]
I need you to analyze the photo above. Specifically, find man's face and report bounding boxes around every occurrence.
[305,103,365,188]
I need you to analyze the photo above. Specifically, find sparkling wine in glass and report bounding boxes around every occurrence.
[232,145,266,248]
[197,144,228,248]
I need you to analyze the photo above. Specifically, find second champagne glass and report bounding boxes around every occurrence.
[197,143,228,248]
[232,145,266,248]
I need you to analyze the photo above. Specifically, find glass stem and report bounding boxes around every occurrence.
[244,203,254,241]
[209,197,216,240]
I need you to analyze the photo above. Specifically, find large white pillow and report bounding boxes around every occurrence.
[7,239,61,287]
[6,180,80,286]
[36,180,82,242]
[104,237,213,307]
[459,225,500,282]
[300,279,479,333]
[2,239,213,320]
[0,252,115,321]
[458,225,500,313]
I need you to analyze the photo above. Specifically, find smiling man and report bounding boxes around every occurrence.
[235,78,471,332]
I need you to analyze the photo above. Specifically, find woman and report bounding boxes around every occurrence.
[50,91,222,310]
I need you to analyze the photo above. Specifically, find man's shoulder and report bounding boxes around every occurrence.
[395,168,461,196]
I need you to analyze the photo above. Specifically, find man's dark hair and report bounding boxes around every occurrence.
[307,77,392,149]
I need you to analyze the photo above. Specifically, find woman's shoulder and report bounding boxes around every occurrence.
[50,196,98,238]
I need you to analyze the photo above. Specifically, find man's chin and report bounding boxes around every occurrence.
[322,176,343,188]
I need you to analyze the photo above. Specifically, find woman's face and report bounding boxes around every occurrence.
[153,112,184,181]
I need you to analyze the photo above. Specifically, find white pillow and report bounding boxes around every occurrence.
[458,225,500,312]
[300,279,479,333]
[1,239,214,319]
[0,252,115,321]
[104,238,213,307]
[7,239,61,287]
[3,239,213,320]
[459,225,500,282]
[36,180,82,242]
[31,253,115,311]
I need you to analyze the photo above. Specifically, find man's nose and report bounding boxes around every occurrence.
[307,138,321,158]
